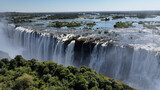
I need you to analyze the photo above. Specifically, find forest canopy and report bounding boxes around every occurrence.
[0,55,134,90]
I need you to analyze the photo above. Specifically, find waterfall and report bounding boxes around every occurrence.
[0,22,23,58]
[1,23,160,90]
[4,26,75,66]
[89,44,160,90]
[65,40,75,66]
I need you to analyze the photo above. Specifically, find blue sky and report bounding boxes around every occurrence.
[0,0,160,12]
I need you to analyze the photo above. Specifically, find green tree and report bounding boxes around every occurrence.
[9,59,17,69]
[0,61,5,68]
[75,75,89,90]
[14,73,34,90]
[1,58,9,66]
[14,55,27,67]
[67,66,79,74]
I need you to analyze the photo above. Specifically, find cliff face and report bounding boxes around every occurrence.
[2,24,160,90]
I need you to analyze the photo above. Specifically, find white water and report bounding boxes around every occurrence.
[110,28,160,51]
[0,21,23,58]
[1,21,160,90]
[65,40,75,66]
[89,44,160,90]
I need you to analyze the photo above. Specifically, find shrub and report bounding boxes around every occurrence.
[14,73,34,90]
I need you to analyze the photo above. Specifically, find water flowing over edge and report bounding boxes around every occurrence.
[1,22,160,90]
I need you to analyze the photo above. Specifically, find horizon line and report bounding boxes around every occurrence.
[1,10,160,13]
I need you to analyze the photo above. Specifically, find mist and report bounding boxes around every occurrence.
[0,20,23,59]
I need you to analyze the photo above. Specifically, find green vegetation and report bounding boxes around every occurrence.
[39,14,79,20]
[10,14,40,24]
[86,22,96,27]
[78,38,86,42]
[98,31,102,34]
[114,22,133,28]
[96,16,107,19]
[104,30,109,34]
[112,16,125,19]
[136,14,156,19]
[0,55,134,90]
[47,21,81,28]
[138,21,144,24]
[83,27,89,30]
[12,18,36,24]
[13,16,36,20]
[137,21,158,30]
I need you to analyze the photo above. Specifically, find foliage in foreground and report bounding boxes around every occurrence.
[0,55,134,90]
